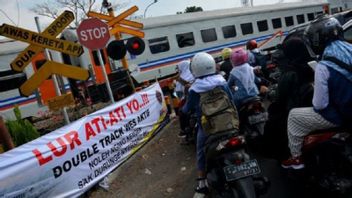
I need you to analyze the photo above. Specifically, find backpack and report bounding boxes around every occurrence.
[199,87,239,135]
[253,51,268,68]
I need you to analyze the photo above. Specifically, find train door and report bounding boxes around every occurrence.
[89,49,111,84]
[88,49,112,102]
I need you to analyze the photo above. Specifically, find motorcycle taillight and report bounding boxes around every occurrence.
[225,136,245,148]
[252,103,263,112]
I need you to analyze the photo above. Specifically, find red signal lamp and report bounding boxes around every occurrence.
[107,37,145,60]
[132,42,140,49]
[126,37,145,56]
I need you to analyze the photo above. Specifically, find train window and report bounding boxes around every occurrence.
[222,25,236,38]
[176,32,195,48]
[148,36,170,54]
[316,11,323,16]
[241,23,253,35]
[92,49,107,66]
[344,26,352,43]
[307,13,315,21]
[285,16,294,27]
[297,14,305,24]
[272,18,282,29]
[35,59,47,70]
[201,28,217,42]
[257,20,268,32]
[35,59,51,79]
[331,7,339,14]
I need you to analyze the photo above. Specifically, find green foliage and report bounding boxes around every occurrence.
[184,6,203,13]
[5,106,40,146]
[177,6,203,14]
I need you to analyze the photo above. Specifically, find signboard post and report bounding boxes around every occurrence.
[34,17,71,124]
[0,10,90,124]
[77,18,115,103]
[47,93,75,112]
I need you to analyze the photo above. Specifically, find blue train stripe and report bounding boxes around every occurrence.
[0,31,288,110]
[138,32,287,69]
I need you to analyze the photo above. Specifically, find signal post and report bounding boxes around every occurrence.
[77,18,115,103]
[88,4,146,93]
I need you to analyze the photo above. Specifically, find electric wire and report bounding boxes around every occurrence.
[0,9,16,25]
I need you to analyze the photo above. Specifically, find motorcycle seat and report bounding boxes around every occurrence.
[205,130,239,145]
[309,127,352,135]
[241,96,261,106]
[303,127,352,150]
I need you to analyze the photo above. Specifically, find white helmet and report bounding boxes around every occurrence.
[190,52,216,78]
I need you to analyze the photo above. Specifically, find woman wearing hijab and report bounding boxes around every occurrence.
[263,36,315,159]
[175,60,195,138]
[175,60,195,99]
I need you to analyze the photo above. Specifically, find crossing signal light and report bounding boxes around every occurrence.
[107,37,145,60]
[107,40,126,60]
[126,37,145,56]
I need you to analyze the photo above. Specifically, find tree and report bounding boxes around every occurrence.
[184,6,203,13]
[30,0,128,28]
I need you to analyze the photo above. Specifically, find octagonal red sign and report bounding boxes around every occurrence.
[77,18,110,50]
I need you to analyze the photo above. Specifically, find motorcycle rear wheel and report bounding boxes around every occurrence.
[231,177,256,198]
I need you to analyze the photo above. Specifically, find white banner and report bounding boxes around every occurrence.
[0,83,168,198]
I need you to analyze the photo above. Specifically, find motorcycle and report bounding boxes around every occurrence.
[300,127,352,196]
[239,96,268,142]
[204,131,269,197]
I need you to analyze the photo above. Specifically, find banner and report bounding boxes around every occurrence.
[0,83,168,198]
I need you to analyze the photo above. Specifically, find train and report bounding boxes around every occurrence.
[0,0,351,120]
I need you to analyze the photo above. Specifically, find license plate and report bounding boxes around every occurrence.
[224,160,261,181]
[248,112,268,125]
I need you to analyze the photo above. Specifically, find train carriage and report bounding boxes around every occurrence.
[0,0,350,119]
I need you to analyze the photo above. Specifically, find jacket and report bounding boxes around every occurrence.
[313,40,352,126]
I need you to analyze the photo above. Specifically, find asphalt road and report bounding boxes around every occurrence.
[87,116,335,198]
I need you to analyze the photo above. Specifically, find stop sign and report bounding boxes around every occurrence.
[77,18,110,50]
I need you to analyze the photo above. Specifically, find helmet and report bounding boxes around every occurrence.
[246,40,257,50]
[190,52,216,78]
[221,48,232,60]
[304,15,343,56]
[230,48,249,66]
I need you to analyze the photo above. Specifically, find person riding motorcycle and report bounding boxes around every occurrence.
[263,36,315,159]
[175,60,194,99]
[219,48,233,80]
[247,40,269,78]
[182,52,235,193]
[175,60,195,138]
[282,15,352,169]
[247,40,259,66]
[228,48,259,108]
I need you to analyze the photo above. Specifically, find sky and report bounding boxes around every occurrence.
[0,0,302,39]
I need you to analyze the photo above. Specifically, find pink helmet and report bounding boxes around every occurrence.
[230,48,249,66]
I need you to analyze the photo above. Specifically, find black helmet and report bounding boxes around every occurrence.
[304,15,343,56]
